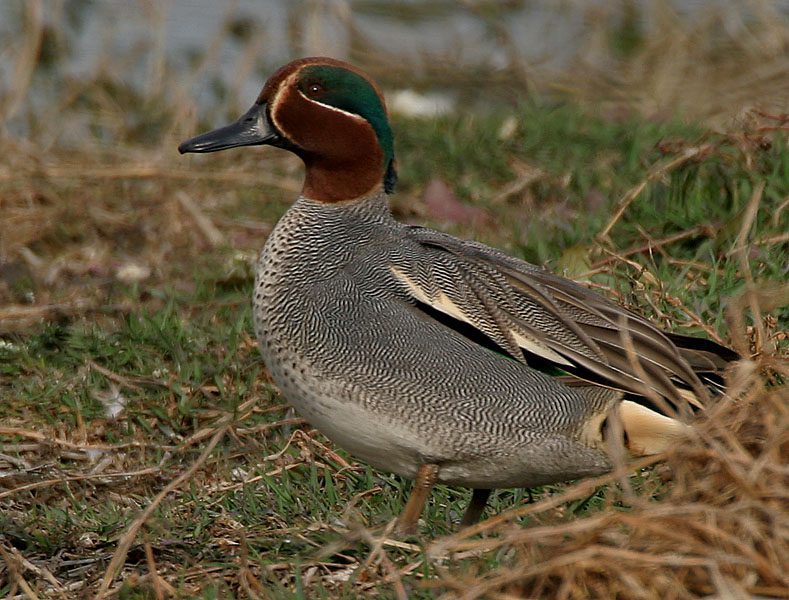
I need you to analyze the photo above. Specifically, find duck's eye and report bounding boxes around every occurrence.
[307,83,323,96]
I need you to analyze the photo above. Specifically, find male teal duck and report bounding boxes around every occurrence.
[179,57,737,533]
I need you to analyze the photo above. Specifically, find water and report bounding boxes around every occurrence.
[1,0,786,117]
[1,1,588,104]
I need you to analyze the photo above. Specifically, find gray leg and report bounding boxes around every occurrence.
[460,488,492,527]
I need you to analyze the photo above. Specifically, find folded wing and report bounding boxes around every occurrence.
[392,226,737,416]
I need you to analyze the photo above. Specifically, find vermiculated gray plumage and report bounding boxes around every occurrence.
[254,193,629,489]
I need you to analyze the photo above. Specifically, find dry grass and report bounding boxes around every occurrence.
[557,1,789,122]
[1,1,788,598]
[428,329,787,599]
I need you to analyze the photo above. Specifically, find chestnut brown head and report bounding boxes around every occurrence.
[179,57,396,203]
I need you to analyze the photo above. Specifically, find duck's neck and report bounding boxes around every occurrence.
[301,151,385,204]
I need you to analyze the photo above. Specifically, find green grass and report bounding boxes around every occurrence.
[1,101,786,597]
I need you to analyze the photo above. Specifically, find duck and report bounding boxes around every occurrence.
[179,57,737,534]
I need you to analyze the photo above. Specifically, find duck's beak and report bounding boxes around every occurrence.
[178,102,280,154]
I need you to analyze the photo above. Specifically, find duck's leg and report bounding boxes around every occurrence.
[395,463,439,535]
[460,488,492,527]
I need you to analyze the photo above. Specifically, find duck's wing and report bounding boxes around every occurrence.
[393,226,737,415]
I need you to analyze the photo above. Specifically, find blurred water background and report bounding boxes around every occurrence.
[2,0,788,137]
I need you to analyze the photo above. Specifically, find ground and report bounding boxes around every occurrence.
[1,3,787,598]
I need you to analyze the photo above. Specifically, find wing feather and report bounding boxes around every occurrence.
[393,226,736,412]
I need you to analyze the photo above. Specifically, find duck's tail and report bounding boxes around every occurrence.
[565,332,738,457]
[667,332,740,398]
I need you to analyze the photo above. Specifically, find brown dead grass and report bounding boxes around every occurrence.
[423,177,788,600]
[559,1,789,123]
[428,347,787,599]
[1,2,787,598]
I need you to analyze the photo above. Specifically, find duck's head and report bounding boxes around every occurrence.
[179,57,396,203]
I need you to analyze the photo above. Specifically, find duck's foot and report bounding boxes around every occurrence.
[460,488,492,527]
[394,463,439,535]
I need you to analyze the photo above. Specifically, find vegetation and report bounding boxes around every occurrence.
[1,1,786,598]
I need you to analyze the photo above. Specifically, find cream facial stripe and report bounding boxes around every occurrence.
[295,89,369,123]
[267,72,298,136]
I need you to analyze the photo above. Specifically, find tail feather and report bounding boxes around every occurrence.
[667,332,739,373]
[559,331,737,457]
